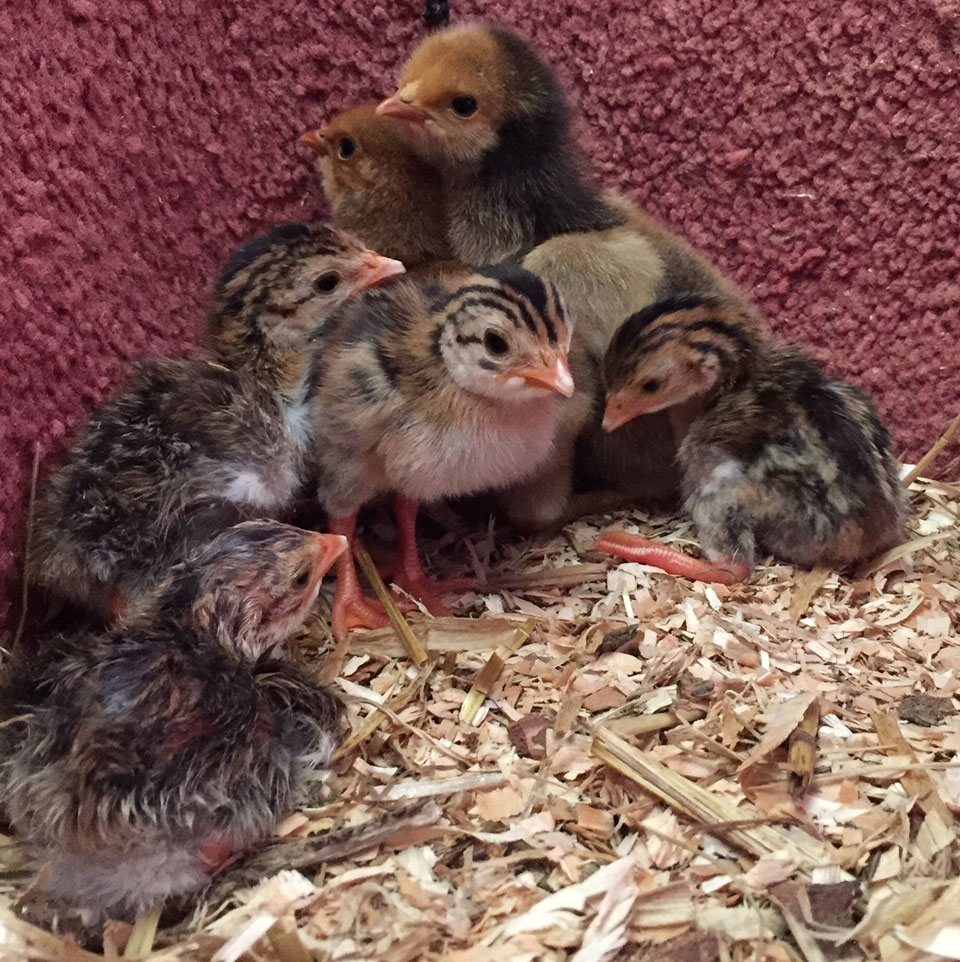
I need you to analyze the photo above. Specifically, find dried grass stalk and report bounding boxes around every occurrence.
[592,726,830,867]
[353,541,427,665]
[901,410,960,487]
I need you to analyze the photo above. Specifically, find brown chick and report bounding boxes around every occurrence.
[310,263,575,639]
[0,520,346,923]
[27,222,404,621]
[302,103,452,267]
[594,295,906,582]
[378,24,765,525]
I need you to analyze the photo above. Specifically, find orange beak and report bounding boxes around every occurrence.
[354,251,406,291]
[602,389,653,432]
[299,129,326,153]
[376,94,429,125]
[308,532,349,585]
[504,352,576,397]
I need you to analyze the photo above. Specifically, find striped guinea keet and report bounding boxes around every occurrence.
[309,263,575,639]
[596,294,906,582]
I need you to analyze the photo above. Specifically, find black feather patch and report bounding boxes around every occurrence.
[423,0,449,27]
[215,223,314,291]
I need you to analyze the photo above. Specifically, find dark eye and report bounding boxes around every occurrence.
[315,272,340,293]
[642,378,661,393]
[451,95,478,117]
[337,136,356,159]
[293,568,311,588]
[483,330,509,356]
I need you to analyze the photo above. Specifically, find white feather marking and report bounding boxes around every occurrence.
[225,470,274,508]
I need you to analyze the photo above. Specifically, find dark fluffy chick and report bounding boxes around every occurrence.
[595,294,906,581]
[27,222,402,620]
[0,520,346,923]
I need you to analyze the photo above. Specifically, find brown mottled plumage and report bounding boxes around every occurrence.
[595,295,906,581]
[27,222,403,620]
[377,24,765,526]
[0,520,346,923]
[309,263,575,638]
[302,104,451,267]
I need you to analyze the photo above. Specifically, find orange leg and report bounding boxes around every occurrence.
[595,529,750,585]
[390,495,477,614]
[327,513,390,640]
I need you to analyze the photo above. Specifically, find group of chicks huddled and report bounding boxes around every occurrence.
[2,21,906,928]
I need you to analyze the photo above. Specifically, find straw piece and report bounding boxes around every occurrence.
[345,615,533,658]
[901,410,960,487]
[353,540,427,666]
[604,709,706,738]
[123,903,162,959]
[333,663,432,760]
[592,726,830,867]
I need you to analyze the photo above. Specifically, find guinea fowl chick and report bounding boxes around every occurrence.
[377,23,620,264]
[311,263,575,639]
[301,104,452,267]
[595,295,906,582]
[0,520,346,923]
[28,222,403,621]
[378,24,764,523]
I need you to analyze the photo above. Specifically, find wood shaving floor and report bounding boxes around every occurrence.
[2,476,959,962]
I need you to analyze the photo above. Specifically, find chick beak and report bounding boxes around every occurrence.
[376,93,429,125]
[355,252,406,291]
[602,389,650,432]
[508,352,576,397]
[308,532,349,585]
[299,129,326,153]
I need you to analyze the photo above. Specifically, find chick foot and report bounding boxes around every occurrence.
[327,513,391,639]
[392,495,478,615]
[595,530,750,585]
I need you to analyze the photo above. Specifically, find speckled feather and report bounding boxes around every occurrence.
[27,224,374,618]
[604,295,906,569]
[1,521,343,922]
[310,265,573,517]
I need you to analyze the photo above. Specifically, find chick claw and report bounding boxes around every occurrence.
[595,530,750,585]
[391,570,479,616]
[331,587,390,639]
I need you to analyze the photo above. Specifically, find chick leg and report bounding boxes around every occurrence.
[594,530,750,585]
[327,513,390,640]
[390,495,477,614]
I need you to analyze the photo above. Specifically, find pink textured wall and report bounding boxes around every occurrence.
[2,0,958,623]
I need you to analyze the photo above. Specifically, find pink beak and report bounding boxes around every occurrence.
[308,532,349,585]
[376,94,429,125]
[355,252,406,290]
[299,129,325,153]
[504,352,576,397]
[602,389,653,432]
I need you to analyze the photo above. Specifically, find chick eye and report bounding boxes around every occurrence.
[451,95,479,117]
[337,136,356,159]
[293,568,311,588]
[483,330,509,356]
[642,378,661,393]
[314,272,340,293]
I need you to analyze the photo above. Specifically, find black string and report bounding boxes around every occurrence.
[423,0,449,27]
